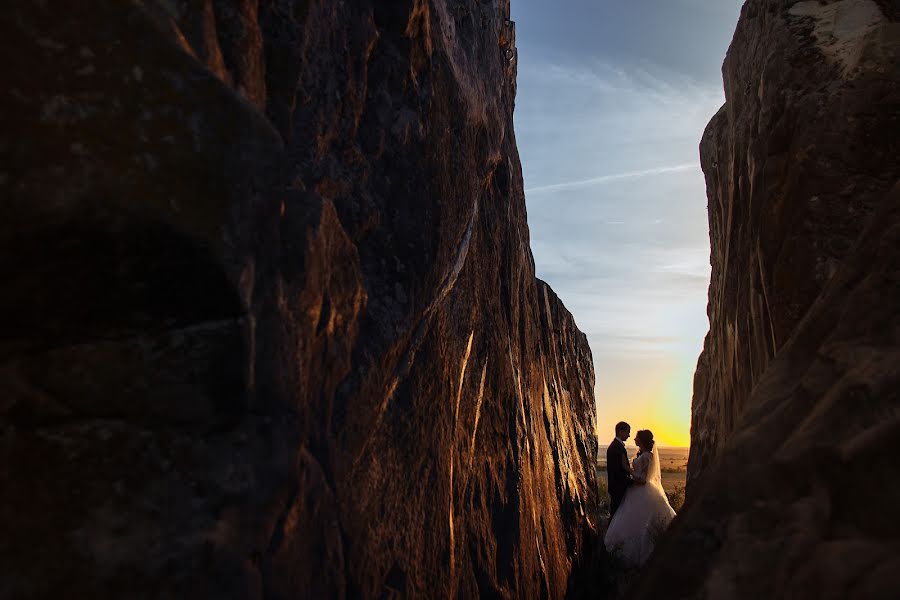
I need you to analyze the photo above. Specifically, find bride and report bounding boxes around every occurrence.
[604,429,676,565]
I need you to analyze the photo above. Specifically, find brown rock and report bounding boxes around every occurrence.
[688,0,900,487]
[636,1,900,597]
[0,1,600,598]
[636,183,900,599]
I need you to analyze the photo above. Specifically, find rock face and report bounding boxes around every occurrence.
[638,184,900,599]
[635,0,900,597]
[0,1,600,598]
[688,0,900,486]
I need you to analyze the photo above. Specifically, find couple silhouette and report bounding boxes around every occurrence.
[604,421,676,565]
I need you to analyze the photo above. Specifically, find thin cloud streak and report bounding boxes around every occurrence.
[525,163,700,194]
[512,0,744,446]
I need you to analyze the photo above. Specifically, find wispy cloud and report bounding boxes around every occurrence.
[525,163,699,194]
[511,0,744,447]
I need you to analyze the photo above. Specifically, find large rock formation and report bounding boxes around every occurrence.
[688,0,900,485]
[0,1,600,598]
[639,184,900,598]
[636,0,899,597]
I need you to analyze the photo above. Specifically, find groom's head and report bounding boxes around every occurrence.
[615,421,631,441]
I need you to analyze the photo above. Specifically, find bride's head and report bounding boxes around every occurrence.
[635,430,656,452]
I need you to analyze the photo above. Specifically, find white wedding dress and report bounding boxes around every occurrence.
[604,448,676,565]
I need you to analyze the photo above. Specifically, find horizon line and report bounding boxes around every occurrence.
[524,163,700,195]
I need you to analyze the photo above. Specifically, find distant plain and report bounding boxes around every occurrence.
[597,447,688,494]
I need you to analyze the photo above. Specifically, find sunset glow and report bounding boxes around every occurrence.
[594,351,696,448]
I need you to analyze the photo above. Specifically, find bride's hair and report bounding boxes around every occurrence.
[636,429,655,451]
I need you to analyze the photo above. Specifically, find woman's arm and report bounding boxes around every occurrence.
[631,454,649,484]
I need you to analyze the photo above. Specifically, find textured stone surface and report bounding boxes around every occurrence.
[688,0,900,486]
[634,0,900,597]
[0,1,600,598]
[636,183,900,599]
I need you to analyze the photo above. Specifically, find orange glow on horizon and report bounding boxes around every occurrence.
[594,353,694,449]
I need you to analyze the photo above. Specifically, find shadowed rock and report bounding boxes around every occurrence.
[0,1,600,598]
[637,182,900,598]
[636,0,899,597]
[688,0,900,487]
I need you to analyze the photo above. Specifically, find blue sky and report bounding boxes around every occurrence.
[512,0,744,446]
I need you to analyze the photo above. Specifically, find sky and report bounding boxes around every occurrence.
[512,0,744,448]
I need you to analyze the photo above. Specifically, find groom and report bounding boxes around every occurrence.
[606,421,633,518]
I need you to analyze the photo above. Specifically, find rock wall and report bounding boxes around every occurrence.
[635,1,900,597]
[637,182,900,598]
[688,0,900,486]
[0,1,600,598]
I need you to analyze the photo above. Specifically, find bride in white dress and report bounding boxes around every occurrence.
[604,429,676,566]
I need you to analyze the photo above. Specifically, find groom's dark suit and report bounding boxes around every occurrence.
[606,438,632,518]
